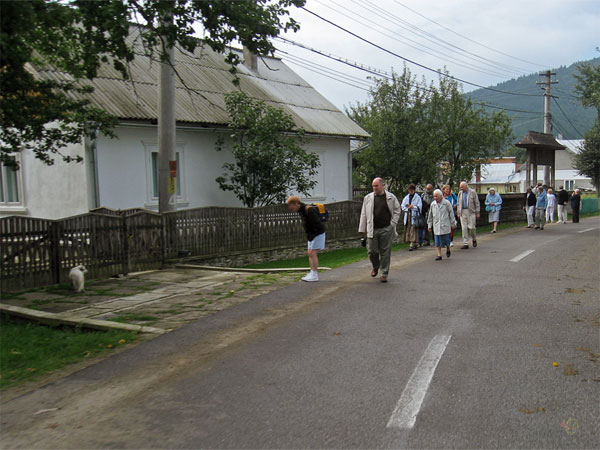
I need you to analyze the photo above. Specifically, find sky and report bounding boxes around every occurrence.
[274,0,600,111]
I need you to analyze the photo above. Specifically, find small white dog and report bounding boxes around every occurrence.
[68,265,88,293]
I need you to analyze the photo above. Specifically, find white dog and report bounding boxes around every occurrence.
[68,265,88,293]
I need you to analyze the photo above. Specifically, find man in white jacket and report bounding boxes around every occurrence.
[358,177,401,282]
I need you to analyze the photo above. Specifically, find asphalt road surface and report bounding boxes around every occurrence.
[1,217,599,449]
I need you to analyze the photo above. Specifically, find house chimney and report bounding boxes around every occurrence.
[243,46,258,72]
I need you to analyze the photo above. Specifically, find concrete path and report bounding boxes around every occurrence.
[1,267,305,333]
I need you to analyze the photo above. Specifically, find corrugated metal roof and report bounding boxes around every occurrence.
[28,30,369,138]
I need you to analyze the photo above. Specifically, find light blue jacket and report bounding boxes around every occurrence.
[485,192,502,212]
[401,193,423,226]
[536,190,547,209]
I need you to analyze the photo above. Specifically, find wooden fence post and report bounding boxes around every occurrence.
[123,215,131,275]
[49,221,61,285]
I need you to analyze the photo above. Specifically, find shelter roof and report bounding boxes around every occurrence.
[515,131,566,151]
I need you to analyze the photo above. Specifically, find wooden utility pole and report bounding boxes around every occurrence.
[158,13,177,213]
[536,70,558,186]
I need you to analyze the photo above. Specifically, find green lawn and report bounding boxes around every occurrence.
[0,315,139,389]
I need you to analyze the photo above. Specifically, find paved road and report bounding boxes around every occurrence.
[1,218,599,449]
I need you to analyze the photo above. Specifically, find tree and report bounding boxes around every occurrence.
[348,67,512,192]
[573,124,600,193]
[574,56,600,194]
[430,75,512,187]
[215,91,320,207]
[0,0,305,168]
[347,67,436,193]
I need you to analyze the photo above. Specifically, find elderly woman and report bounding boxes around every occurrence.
[401,184,423,251]
[442,184,458,246]
[485,188,502,233]
[427,189,456,260]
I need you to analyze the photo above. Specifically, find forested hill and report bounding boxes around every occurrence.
[467,57,599,140]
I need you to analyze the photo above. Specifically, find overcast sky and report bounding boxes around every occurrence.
[275,0,600,111]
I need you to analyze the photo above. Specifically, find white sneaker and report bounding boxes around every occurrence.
[450,242,454,247]
[301,272,319,282]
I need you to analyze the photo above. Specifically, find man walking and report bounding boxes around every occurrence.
[557,185,569,224]
[359,177,401,283]
[457,181,480,249]
[570,188,581,223]
[534,185,547,230]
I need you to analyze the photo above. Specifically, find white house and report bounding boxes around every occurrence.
[0,29,369,219]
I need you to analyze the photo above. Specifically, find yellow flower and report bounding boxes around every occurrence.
[118,339,126,345]
[553,362,559,367]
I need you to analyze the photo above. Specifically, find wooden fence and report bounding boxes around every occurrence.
[1,201,363,292]
[1,195,531,292]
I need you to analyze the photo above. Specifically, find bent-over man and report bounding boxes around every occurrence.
[359,177,401,283]
[457,181,480,249]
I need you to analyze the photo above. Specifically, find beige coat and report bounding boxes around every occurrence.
[358,191,401,238]
[427,199,456,235]
[457,188,480,215]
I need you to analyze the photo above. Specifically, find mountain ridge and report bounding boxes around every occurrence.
[467,56,599,141]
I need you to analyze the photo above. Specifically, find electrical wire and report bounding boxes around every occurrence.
[552,96,585,137]
[392,0,549,69]
[301,7,542,97]
[316,0,521,80]
[351,0,533,77]
[276,37,543,116]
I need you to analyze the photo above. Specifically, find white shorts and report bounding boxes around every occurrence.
[308,233,326,250]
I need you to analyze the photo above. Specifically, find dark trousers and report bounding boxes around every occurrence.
[572,208,580,223]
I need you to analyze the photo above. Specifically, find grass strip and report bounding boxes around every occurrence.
[0,314,138,389]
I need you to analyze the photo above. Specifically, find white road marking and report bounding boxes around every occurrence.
[578,228,596,233]
[387,334,451,429]
[510,249,535,262]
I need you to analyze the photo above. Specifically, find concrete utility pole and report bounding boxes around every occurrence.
[158,13,177,213]
[536,70,558,186]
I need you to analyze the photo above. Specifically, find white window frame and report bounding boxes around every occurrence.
[305,150,325,201]
[565,180,575,191]
[0,153,27,214]
[143,141,188,209]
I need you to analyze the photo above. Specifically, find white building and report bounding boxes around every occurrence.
[1,30,368,219]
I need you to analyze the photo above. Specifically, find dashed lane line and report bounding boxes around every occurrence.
[510,249,535,262]
[387,334,452,429]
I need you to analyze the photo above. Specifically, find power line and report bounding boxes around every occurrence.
[392,0,549,69]
[317,0,522,80]
[552,96,585,137]
[353,0,533,77]
[277,37,543,115]
[301,7,542,97]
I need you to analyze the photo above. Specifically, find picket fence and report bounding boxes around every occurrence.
[1,201,362,292]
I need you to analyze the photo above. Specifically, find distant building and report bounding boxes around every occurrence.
[471,157,521,193]
[470,139,594,194]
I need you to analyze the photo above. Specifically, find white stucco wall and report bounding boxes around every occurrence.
[94,125,352,210]
[0,143,89,219]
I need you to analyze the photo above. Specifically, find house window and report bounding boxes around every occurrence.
[0,156,23,206]
[565,180,575,190]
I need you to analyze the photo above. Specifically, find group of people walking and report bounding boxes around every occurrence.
[524,184,581,230]
[288,178,584,283]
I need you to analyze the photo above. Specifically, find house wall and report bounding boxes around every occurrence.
[555,149,574,170]
[95,125,352,211]
[0,143,90,219]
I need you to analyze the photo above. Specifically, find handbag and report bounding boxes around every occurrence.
[414,206,426,228]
